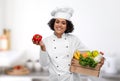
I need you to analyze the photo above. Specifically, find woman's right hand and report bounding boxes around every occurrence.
[32,39,46,51]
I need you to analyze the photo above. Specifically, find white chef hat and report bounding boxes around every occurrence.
[51,7,74,20]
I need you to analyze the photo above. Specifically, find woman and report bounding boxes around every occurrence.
[33,7,98,81]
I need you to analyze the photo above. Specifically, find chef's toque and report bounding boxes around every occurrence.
[51,7,74,20]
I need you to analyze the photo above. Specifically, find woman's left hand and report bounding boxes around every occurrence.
[100,57,105,67]
[71,58,78,64]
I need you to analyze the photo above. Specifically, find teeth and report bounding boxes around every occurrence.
[57,28,61,30]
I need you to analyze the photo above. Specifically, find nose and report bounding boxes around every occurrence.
[57,23,62,27]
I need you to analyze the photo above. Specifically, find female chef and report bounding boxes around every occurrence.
[33,7,91,81]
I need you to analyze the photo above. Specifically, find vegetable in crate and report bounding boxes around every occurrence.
[73,50,103,68]
[73,50,80,60]
[79,54,98,68]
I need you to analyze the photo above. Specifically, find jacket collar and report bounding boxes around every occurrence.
[53,33,66,39]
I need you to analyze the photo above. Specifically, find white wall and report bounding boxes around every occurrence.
[0,0,5,34]
[2,0,120,59]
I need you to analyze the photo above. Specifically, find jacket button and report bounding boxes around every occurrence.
[54,47,56,49]
[70,72,72,74]
[58,74,60,76]
[67,55,69,57]
[57,66,59,68]
[68,64,70,66]
[66,46,68,48]
[64,38,67,40]
[55,56,58,58]
[53,39,55,41]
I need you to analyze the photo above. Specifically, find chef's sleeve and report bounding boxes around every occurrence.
[74,36,90,51]
[39,50,50,67]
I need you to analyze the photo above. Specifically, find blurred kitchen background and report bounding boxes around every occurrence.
[0,0,120,81]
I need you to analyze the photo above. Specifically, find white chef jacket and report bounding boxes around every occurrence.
[40,33,89,81]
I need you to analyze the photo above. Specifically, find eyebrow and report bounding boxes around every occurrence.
[56,19,66,22]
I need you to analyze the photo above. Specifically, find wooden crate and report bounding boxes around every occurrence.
[70,59,102,77]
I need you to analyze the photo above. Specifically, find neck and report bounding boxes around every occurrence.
[54,32,63,38]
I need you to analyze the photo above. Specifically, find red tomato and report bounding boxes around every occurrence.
[13,65,22,70]
[32,34,42,42]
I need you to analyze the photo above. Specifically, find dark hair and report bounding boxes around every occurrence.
[48,18,74,33]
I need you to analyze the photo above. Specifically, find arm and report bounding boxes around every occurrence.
[74,36,89,51]
[39,41,50,67]
[39,50,50,67]
[32,39,50,67]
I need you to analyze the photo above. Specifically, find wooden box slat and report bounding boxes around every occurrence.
[70,59,102,77]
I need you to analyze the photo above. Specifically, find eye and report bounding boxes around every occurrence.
[62,22,66,25]
[55,20,59,24]
[56,21,59,23]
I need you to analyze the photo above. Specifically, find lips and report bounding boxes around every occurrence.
[56,28,62,31]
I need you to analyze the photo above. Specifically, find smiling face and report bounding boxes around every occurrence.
[54,18,67,38]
